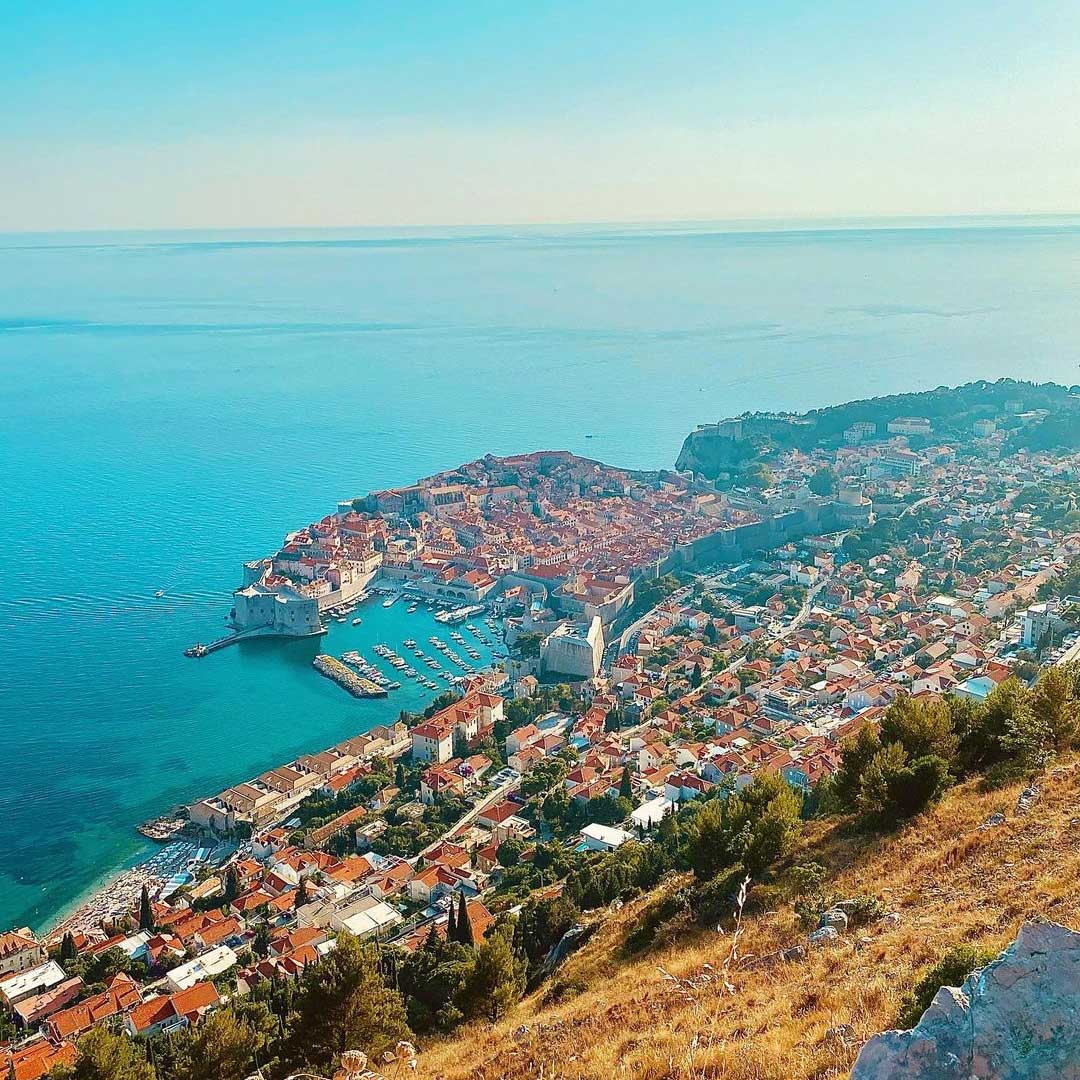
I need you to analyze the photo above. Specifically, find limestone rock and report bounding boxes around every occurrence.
[850,920,1080,1079]
[1016,786,1040,814]
[809,925,840,947]
[820,908,850,931]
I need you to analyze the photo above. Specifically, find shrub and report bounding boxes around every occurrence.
[542,975,588,1006]
[897,945,997,1028]
[692,863,749,928]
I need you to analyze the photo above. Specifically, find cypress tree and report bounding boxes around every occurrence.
[619,766,633,800]
[457,892,474,947]
[138,885,155,932]
[60,931,76,961]
[446,902,457,942]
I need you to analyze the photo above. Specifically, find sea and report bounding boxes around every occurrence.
[2,216,1080,933]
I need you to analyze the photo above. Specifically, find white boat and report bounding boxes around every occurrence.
[352,618,362,626]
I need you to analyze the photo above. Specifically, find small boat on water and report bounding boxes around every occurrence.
[154,589,165,598]
[352,618,362,626]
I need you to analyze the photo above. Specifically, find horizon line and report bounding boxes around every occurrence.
[4,210,1080,241]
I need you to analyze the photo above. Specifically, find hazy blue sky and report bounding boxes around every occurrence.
[2,0,1078,230]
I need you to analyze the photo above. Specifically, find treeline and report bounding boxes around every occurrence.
[822,665,1080,824]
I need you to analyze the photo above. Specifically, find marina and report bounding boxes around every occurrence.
[312,654,388,697]
[298,593,508,707]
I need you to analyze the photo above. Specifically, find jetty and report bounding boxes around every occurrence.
[185,621,326,658]
[137,815,188,842]
[313,654,388,697]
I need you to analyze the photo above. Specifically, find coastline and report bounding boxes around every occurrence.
[37,599,508,936]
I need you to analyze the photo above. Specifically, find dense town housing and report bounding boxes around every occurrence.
[6,385,1080,1079]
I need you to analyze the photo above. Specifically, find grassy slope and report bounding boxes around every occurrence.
[416,761,1080,1080]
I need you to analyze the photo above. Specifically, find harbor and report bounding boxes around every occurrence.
[189,580,509,704]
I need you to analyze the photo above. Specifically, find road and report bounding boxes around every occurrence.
[442,773,521,842]
[613,583,695,657]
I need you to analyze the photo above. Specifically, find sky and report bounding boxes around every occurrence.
[2,0,1079,231]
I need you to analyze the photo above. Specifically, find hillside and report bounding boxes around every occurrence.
[675,378,1080,481]
[413,762,1080,1080]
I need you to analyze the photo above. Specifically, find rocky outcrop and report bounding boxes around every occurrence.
[850,920,1080,1080]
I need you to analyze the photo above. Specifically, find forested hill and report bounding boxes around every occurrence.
[676,378,1080,482]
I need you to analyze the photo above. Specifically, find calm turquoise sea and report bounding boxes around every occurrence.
[2,218,1080,932]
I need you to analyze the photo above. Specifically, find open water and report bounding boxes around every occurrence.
[2,217,1080,930]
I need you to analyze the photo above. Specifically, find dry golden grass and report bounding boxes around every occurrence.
[415,760,1080,1080]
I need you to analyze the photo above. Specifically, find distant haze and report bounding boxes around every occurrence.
[2,1,1079,231]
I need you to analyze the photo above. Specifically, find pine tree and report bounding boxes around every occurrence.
[457,892,474,947]
[424,922,441,952]
[395,762,406,788]
[285,932,410,1076]
[459,928,524,1022]
[138,885,155,932]
[67,1026,155,1080]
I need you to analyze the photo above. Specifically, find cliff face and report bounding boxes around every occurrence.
[674,425,757,478]
[851,920,1080,1080]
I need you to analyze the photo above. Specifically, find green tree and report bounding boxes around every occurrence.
[459,927,524,1022]
[223,867,239,903]
[690,662,703,688]
[683,774,801,881]
[398,935,474,1034]
[513,896,580,972]
[138,885,155,932]
[831,726,883,810]
[173,1003,276,1080]
[286,932,410,1076]
[957,678,1027,773]
[879,694,958,764]
[456,892,474,947]
[60,931,77,961]
[604,707,622,733]
[807,466,838,497]
[619,767,633,800]
[1030,663,1079,751]
[496,838,526,869]
[897,945,997,1028]
[69,1027,155,1080]
[857,743,949,823]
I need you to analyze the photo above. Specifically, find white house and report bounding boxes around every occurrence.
[579,823,632,852]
